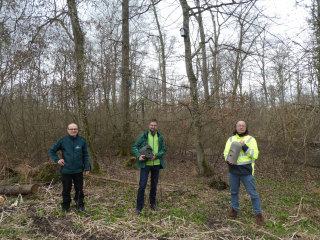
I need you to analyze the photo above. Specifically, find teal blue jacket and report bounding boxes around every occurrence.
[49,134,90,174]
[132,130,166,169]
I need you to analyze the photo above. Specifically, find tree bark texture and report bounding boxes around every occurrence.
[179,0,211,175]
[118,0,131,157]
[67,0,102,173]
[0,184,39,195]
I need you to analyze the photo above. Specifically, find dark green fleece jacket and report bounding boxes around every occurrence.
[132,130,166,169]
[49,134,90,174]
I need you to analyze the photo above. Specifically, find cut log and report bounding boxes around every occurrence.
[0,184,39,195]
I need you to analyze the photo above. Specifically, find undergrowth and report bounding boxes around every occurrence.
[0,168,319,239]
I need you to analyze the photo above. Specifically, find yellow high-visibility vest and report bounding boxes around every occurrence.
[223,134,259,175]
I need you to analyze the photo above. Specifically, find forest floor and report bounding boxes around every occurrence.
[1,151,320,239]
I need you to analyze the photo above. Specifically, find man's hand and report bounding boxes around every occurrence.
[58,159,65,166]
[85,171,90,175]
[148,154,156,161]
[226,161,237,165]
[240,140,245,146]
[139,155,146,161]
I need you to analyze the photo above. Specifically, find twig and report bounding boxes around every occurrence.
[45,178,54,197]
[257,229,283,240]
[290,232,297,240]
[0,207,3,222]
[56,225,66,238]
[82,216,92,223]
[276,168,285,181]
[184,230,217,234]
[289,196,304,218]
[228,219,244,225]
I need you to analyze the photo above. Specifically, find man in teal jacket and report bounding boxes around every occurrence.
[132,119,166,216]
[49,123,90,213]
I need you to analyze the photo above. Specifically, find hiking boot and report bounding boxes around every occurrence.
[150,205,161,211]
[227,207,237,218]
[133,209,140,216]
[256,213,265,226]
[61,208,69,213]
[77,206,87,214]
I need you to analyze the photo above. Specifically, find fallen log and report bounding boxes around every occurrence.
[0,184,39,195]
[85,175,179,187]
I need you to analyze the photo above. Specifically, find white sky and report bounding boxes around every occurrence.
[146,0,312,87]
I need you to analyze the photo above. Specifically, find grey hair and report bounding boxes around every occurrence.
[67,123,78,129]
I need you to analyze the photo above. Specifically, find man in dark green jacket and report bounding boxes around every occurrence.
[132,119,166,216]
[49,123,90,213]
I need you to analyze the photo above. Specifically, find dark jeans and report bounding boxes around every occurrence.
[61,172,84,210]
[136,165,160,211]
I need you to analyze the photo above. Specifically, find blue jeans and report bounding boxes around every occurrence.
[229,173,262,216]
[136,165,160,211]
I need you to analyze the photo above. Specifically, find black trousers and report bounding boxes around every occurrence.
[61,172,84,209]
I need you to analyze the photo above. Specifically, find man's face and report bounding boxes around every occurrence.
[149,122,158,133]
[67,124,78,137]
[236,121,246,134]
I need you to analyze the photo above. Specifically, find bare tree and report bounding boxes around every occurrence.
[179,0,211,175]
[118,0,131,157]
[151,0,167,109]
[311,0,320,105]
[194,0,209,102]
[67,0,102,173]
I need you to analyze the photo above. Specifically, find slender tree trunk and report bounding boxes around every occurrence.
[316,0,320,106]
[179,0,211,175]
[196,0,209,102]
[232,16,243,97]
[207,5,223,106]
[260,43,268,105]
[231,1,259,107]
[118,0,131,157]
[151,0,167,109]
[67,0,102,173]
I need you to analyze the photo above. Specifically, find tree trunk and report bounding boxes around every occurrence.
[67,0,102,173]
[207,4,225,107]
[151,0,167,110]
[196,0,209,102]
[118,0,131,157]
[316,0,320,106]
[179,0,211,175]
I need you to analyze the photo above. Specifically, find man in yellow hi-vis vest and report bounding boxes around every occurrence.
[224,120,265,226]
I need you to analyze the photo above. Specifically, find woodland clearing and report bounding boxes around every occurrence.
[0,151,320,240]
